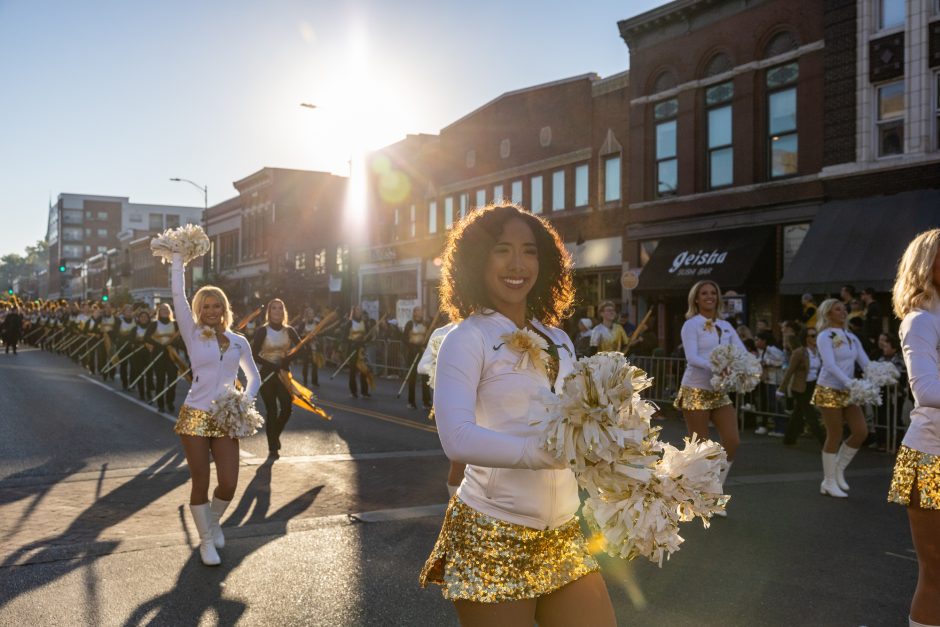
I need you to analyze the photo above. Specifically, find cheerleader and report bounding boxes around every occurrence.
[888,229,940,627]
[675,280,743,506]
[251,299,301,456]
[419,204,615,626]
[170,253,260,566]
[145,303,181,413]
[812,298,869,498]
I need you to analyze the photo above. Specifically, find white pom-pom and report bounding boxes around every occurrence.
[847,378,882,406]
[709,344,761,393]
[863,361,900,388]
[151,223,211,265]
[210,384,265,438]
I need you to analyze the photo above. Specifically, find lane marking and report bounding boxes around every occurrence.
[77,374,254,459]
[885,551,917,562]
[241,449,445,466]
[318,399,438,433]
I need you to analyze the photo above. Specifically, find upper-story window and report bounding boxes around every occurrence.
[393,207,401,241]
[96,228,108,238]
[475,189,486,209]
[934,72,940,150]
[767,62,799,178]
[654,99,678,197]
[493,184,504,203]
[879,0,905,30]
[574,164,589,207]
[428,200,438,234]
[96,211,108,220]
[335,245,349,273]
[706,82,734,189]
[459,193,469,219]
[604,156,621,203]
[149,214,164,230]
[294,253,306,271]
[511,180,523,204]
[314,248,327,275]
[444,197,454,230]
[764,31,799,58]
[531,176,543,214]
[551,169,565,210]
[165,214,180,228]
[876,80,905,157]
[409,205,416,238]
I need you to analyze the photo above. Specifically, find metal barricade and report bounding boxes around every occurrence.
[629,355,686,407]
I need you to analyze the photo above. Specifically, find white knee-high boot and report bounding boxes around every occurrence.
[820,453,848,498]
[714,461,733,517]
[189,503,221,566]
[835,443,858,491]
[209,496,231,549]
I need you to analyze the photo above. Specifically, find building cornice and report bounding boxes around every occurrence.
[437,148,593,195]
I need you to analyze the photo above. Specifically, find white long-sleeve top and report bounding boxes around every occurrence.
[171,255,260,411]
[815,327,869,390]
[433,311,577,530]
[900,307,940,455]
[416,322,455,377]
[680,315,746,390]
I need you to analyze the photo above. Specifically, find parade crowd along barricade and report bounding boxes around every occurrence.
[2,301,906,452]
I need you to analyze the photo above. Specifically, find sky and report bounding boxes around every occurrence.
[0,0,668,256]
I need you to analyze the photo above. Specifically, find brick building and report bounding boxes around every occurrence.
[364,72,632,329]
[204,167,347,316]
[618,0,940,348]
[45,193,201,300]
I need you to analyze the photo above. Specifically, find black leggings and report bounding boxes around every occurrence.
[783,381,825,445]
[260,369,293,451]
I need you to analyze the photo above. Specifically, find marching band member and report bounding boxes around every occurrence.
[888,229,940,627]
[676,280,744,509]
[403,305,431,410]
[1,305,23,355]
[114,304,137,389]
[297,307,320,387]
[145,303,182,413]
[588,300,631,354]
[130,308,155,401]
[97,303,117,380]
[251,298,301,456]
[812,298,869,498]
[341,306,372,399]
[170,252,261,566]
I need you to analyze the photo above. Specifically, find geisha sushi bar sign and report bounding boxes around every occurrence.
[668,249,728,276]
[635,228,771,292]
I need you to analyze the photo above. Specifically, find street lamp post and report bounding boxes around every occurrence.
[169,177,208,214]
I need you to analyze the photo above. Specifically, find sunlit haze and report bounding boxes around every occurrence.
[0,0,669,254]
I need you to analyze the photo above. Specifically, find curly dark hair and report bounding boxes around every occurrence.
[439,203,574,327]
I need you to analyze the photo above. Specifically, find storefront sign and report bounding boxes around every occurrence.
[369,247,398,263]
[667,250,729,277]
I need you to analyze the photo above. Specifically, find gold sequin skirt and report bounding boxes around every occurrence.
[674,385,731,411]
[887,445,940,510]
[811,385,851,409]
[174,405,229,438]
[419,496,599,603]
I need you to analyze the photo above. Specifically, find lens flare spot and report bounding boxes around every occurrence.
[370,154,391,175]
[378,170,412,205]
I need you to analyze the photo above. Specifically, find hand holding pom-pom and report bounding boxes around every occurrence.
[151,223,210,265]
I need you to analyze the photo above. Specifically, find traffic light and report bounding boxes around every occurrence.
[6,288,12,295]
[58,259,67,273]
[101,293,109,302]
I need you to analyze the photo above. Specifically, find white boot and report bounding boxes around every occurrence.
[189,503,221,566]
[713,460,733,517]
[209,496,231,549]
[835,443,858,491]
[447,483,458,498]
[820,453,848,498]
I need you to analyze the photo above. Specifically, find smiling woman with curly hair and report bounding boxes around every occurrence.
[420,203,615,627]
[438,203,575,327]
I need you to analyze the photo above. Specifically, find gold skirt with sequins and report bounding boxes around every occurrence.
[674,385,732,411]
[888,445,940,510]
[174,405,229,438]
[419,496,599,603]
[811,385,851,409]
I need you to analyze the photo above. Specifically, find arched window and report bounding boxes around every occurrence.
[764,31,799,58]
[652,70,677,94]
[704,53,733,77]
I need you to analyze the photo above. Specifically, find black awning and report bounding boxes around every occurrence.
[636,227,774,292]
[779,190,940,294]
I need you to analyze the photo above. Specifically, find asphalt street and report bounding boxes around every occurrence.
[0,346,918,626]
